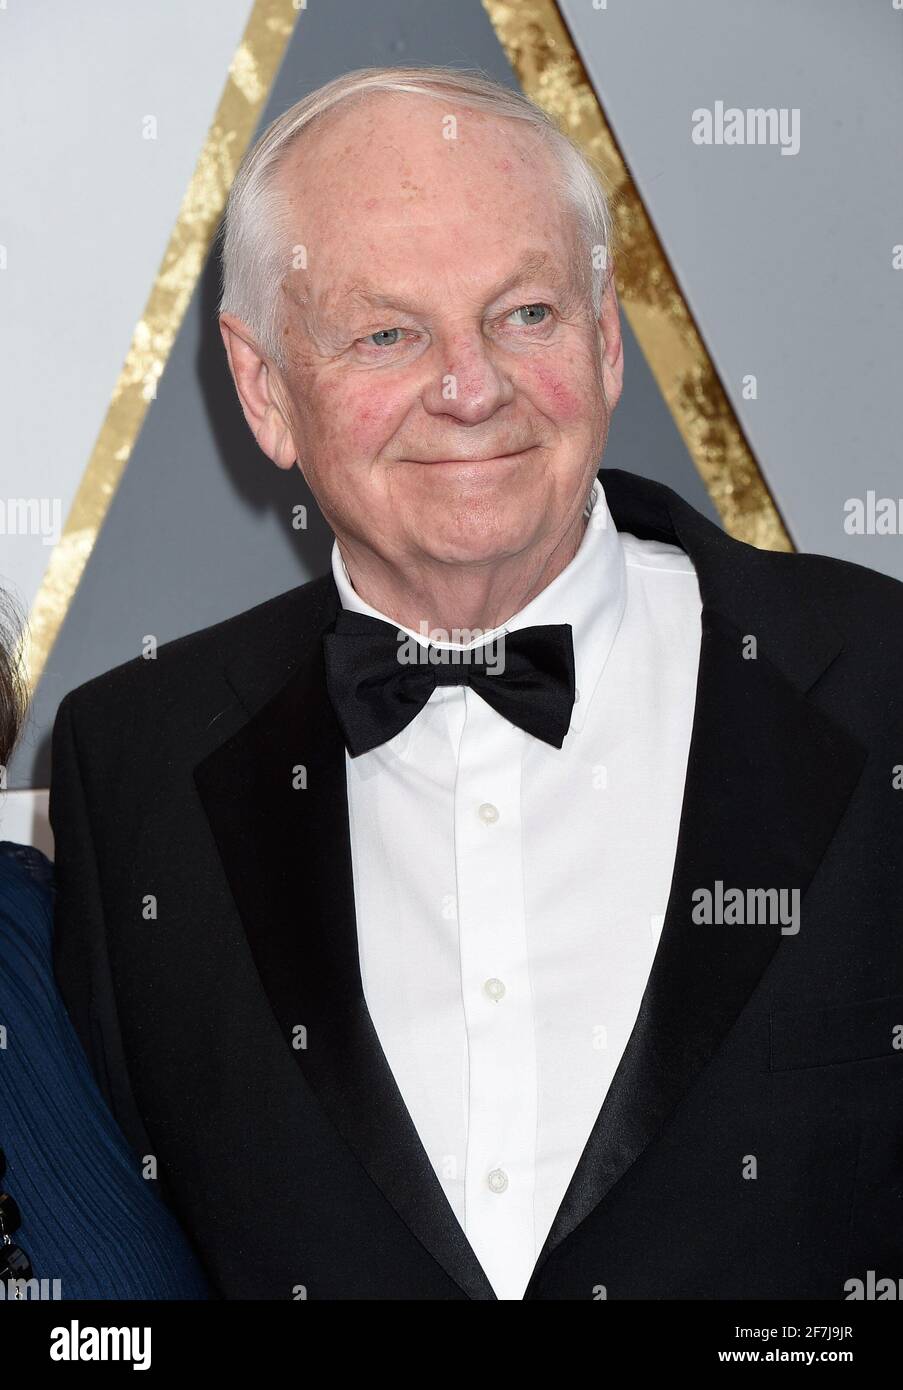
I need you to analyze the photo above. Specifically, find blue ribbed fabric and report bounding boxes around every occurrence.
[0,840,210,1299]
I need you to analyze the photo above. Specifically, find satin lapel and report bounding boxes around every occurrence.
[193,580,496,1301]
[527,470,868,1288]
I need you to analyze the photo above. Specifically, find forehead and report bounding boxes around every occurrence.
[280,88,557,189]
[276,94,582,312]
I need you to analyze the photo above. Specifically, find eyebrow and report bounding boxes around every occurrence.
[320,249,570,323]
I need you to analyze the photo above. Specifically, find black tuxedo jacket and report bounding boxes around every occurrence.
[50,468,903,1300]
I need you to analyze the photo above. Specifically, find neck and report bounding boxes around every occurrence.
[338,511,589,641]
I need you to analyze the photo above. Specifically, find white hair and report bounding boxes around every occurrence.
[217,65,614,368]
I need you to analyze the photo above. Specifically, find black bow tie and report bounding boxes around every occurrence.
[323,609,576,757]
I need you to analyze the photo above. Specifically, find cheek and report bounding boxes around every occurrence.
[524,359,593,427]
[314,379,409,458]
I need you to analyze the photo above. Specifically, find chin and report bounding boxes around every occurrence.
[411,512,535,568]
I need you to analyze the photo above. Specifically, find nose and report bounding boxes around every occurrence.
[420,330,514,425]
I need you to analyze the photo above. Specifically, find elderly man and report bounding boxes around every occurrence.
[51,67,903,1301]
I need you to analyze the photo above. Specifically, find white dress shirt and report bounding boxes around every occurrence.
[331,476,703,1300]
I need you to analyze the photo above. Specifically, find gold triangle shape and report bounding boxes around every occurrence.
[24,0,302,692]
[26,0,792,697]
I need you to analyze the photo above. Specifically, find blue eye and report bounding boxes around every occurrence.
[367,328,402,347]
[509,304,550,326]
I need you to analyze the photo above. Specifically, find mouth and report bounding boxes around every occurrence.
[406,448,534,467]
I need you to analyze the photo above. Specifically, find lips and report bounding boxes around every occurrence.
[408,449,531,465]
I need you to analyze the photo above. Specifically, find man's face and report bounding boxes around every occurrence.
[231,94,623,576]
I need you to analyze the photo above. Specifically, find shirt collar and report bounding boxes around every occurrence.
[330,476,627,741]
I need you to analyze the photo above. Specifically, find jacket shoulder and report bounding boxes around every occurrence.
[771,546,903,636]
[790,546,903,605]
[750,547,903,703]
[58,573,334,724]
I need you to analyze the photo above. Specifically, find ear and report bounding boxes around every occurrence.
[597,264,624,412]
[219,314,297,469]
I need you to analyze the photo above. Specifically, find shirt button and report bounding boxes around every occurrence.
[487,1168,509,1194]
[478,802,499,824]
[574,686,581,703]
[483,977,506,1002]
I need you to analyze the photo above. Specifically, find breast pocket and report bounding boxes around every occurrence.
[770,993,903,1072]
